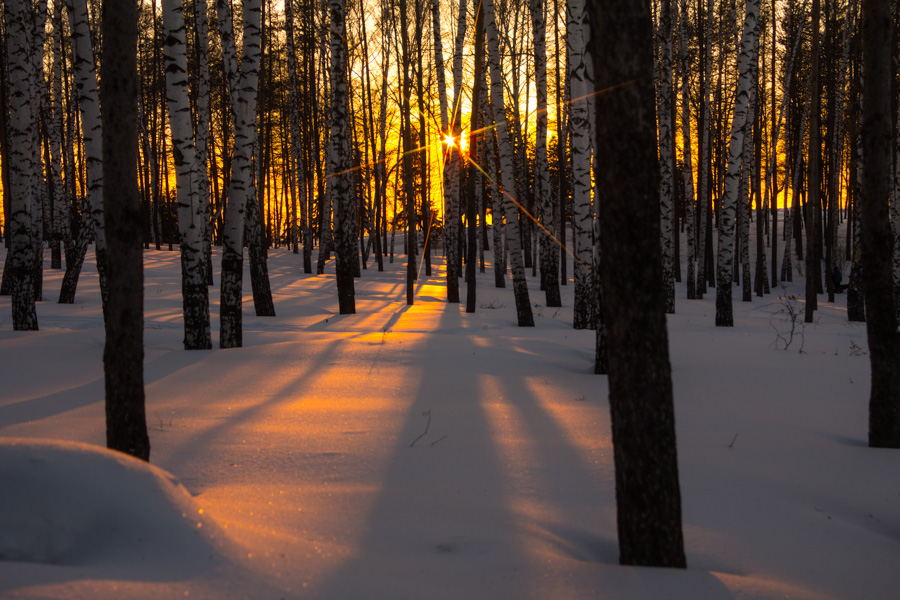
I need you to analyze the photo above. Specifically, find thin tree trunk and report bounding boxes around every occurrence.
[568,0,593,328]
[5,0,39,330]
[162,0,212,350]
[329,0,355,314]
[715,0,760,327]
[64,0,109,311]
[657,0,676,313]
[217,0,262,348]
[485,0,533,326]
[531,0,561,308]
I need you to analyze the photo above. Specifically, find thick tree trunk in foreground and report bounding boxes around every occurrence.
[861,0,900,448]
[590,0,686,568]
[101,0,150,461]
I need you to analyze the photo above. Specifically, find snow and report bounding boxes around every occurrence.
[1,245,898,599]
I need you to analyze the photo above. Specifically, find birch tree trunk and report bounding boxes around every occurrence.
[680,0,696,300]
[485,0,533,326]
[286,0,310,272]
[715,0,759,327]
[28,0,48,303]
[696,0,712,298]
[163,0,212,350]
[218,0,262,348]
[567,0,593,328]
[739,42,759,304]
[657,0,676,314]
[193,0,213,286]
[63,0,109,310]
[47,1,67,271]
[329,0,355,314]
[433,0,461,303]
[531,0,561,308]
[5,0,39,330]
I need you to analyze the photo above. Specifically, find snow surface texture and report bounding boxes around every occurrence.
[0,245,898,599]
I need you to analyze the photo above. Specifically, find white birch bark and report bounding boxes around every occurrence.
[715,0,759,327]
[530,0,560,308]
[657,0,676,314]
[217,0,262,348]
[697,0,713,298]
[48,0,67,270]
[739,68,756,303]
[163,0,211,350]
[434,0,461,303]
[65,0,108,309]
[567,0,592,328]
[193,0,213,285]
[285,0,308,269]
[680,0,696,299]
[5,0,39,329]
[485,0,533,326]
[29,0,48,302]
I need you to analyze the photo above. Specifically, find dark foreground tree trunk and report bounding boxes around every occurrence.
[589,0,686,568]
[101,0,149,461]
[861,0,900,448]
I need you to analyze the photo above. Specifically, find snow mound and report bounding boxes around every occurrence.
[0,438,226,574]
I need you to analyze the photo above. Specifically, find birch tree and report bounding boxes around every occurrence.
[433,0,460,303]
[163,0,212,350]
[715,0,760,327]
[679,0,696,299]
[5,0,39,330]
[59,0,109,309]
[530,0,561,308]
[193,0,213,286]
[285,0,311,272]
[656,0,676,313]
[567,0,593,328]
[217,0,262,348]
[329,0,355,314]
[485,0,534,326]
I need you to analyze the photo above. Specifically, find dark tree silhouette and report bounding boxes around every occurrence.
[589,0,686,568]
[861,0,900,448]
[100,0,150,461]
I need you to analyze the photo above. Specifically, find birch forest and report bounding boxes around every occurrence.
[0,0,898,346]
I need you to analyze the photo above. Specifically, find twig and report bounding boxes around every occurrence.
[430,435,447,447]
[410,410,432,447]
[728,433,739,448]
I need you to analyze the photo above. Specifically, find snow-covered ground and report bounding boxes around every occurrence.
[0,243,897,599]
